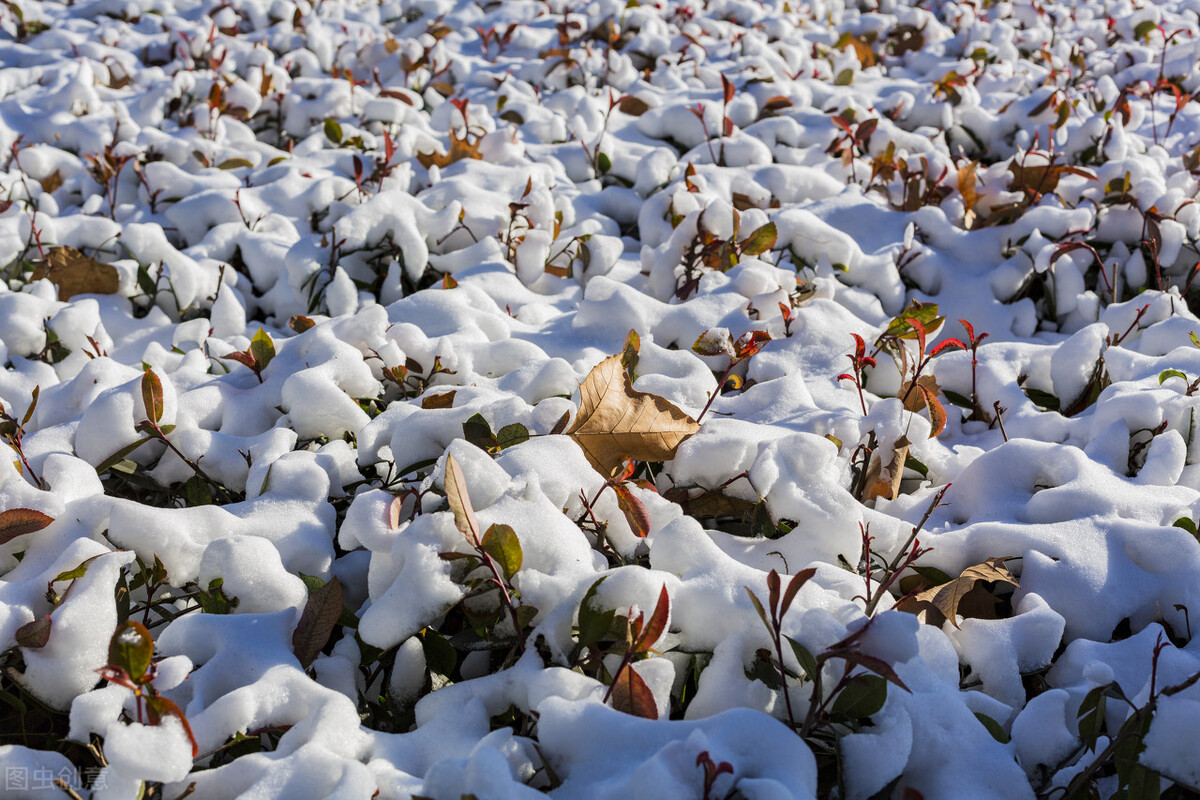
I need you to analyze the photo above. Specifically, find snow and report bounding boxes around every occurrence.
[2,0,1200,796]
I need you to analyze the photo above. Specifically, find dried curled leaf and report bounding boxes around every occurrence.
[30,246,120,300]
[897,557,1019,627]
[861,436,909,502]
[567,355,701,478]
[416,130,483,169]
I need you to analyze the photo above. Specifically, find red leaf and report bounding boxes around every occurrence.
[610,663,658,718]
[633,585,670,653]
[221,351,257,370]
[0,509,54,545]
[721,74,735,105]
[930,338,966,356]
[145,695,199,757]
[141,370,164,424]
[613,484,652,538]
[780,568,817,618]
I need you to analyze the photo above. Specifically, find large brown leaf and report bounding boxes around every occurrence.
[0,508,54,545]
[861,436,909,502]
[566,354,700,478]
[30,246,120,300]
[897,557,1019,627]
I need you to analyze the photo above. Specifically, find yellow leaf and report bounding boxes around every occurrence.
[566,354,700,478]
[30,246,120,300]
[897,557,1020,628]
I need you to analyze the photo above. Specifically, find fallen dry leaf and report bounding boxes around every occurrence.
[900,375,948,438]
[30,246,120,300]
[39,171,63,194]
[897,557,1019,627]
[957,161,978,229]
[861,435,909,502]
[567,354,700,478]
[416,130,483,170]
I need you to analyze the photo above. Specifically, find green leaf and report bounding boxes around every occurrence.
[108,620,155,685]
[0,508,54,545]
[463,413,498,451]
[785,636,818,682]
[50,554,102,586]
[975,712,1011,744]
[942,389,974,408]
[481,523,523,580]
[740,222,777,256]
[1191,330,1200,349]
[831,674,887,720]
[293,577,344,668]
[422,628,457,677]
[1159,369,1189,386]
[884,301,944,340]
[577,578,614,649]
[1133,19,1156,41]
[1077,685,1107,749]
[1173,517,1198,536]
[249,327,276,372]
[218,158,254,170]
[1024,386,1061,412]
[324,118,344,144]
[496,423,530,450]
[597,152,612,175]
[95,435,155,474]
[141,369,164,424]
[834,68,854,86]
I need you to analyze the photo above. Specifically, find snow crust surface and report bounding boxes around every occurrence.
[3,0,1200,797]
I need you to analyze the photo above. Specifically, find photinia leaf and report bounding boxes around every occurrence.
[444,452,481,545]
[0,508,54,545]
[108,620,154,685]
[740,222,777,256]
[249,328,276,372]
[496,423,530,450]
[692,329,735,357]
[610,663,658,718]
[917,383,948,438]
[141,369,164,424]
[745,587,770,631]
[779,567,817,618]
[831,674,887,719]
[785,636,819,682]
[633,585,670,654]
[15,615,51,649]
[612,484,652,538]
[481,523,523,580]
[324,118,343,144]
[144,695,199,757]
[578,578,615,649]
[975,712,1011,744]
[292,576,344,669]
[1160,369,1189,386]
[95,435,155,474]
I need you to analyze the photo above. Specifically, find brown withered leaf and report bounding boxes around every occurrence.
[957,161,978,229]
[30,246,120,300]
[421,391,457,409]
[900,375,948,438]
[39,171,63,194]
[861,436,909,503]
[567,355,700,478]
[897,557,1019,628]
[416,130,483,170]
